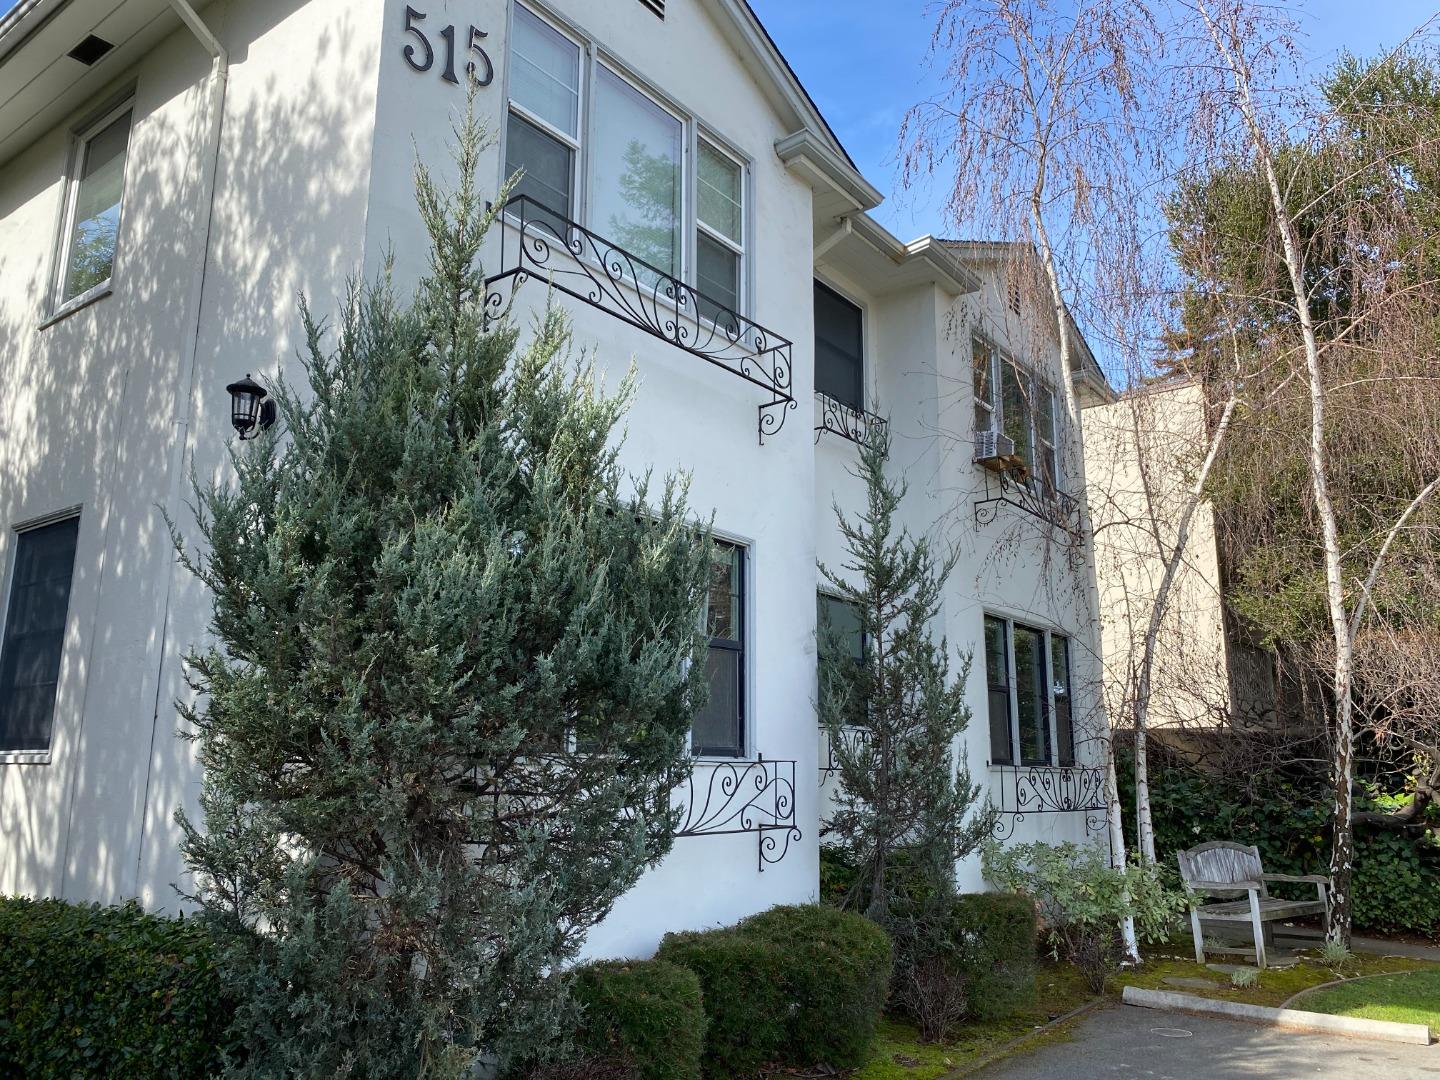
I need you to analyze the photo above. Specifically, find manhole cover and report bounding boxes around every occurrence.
[1150,1027,1194,1038]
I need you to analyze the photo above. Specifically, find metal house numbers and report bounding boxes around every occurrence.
[401,6,494,87]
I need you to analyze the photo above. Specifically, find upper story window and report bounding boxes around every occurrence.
[693,540,746,758]
[55,103,133,310]
[0,515,80,754]
[814,281,864,412]
[984,613,1076,768]
[973,337,1061,491]
[504,5,749,318]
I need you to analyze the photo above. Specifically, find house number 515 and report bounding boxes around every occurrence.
[402,6,494,87]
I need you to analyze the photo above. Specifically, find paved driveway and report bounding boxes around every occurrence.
[975,1004,1439,1079]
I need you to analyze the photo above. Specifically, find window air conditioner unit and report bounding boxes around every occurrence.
[973,430,1016,466]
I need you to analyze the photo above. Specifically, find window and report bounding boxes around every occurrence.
[983,613,1076,769]
[984,615,1013,765]
[696,139,744,322]
[56,104,132,308]
[814,281,864,412]
[817,592,864,711]
[0,516,80,753]
[693,540,744,757]
[973,339,996,435]
[503,6,750,312]
[972,337,1062,493]
[506,5,581,233]
[1052,634,1075,766]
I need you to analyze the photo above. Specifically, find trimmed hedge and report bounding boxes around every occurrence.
[570,959,707,1080]
[0,897,234,1079]
[944,892,1038,1020]
[658,904,892,1078]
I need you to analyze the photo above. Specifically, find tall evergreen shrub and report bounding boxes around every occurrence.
[174,114,713,1077]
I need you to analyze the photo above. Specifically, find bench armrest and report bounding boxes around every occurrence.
[1262,873,1329,885]
[1185,879,1262,893]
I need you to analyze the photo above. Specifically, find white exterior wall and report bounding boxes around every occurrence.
[814,261,1110,889]
[0,0,1114,957]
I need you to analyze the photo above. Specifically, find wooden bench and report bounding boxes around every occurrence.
[1177,841,1330,969]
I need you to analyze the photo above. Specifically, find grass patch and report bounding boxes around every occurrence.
[1115,942,1437,1010]
[829,963,1094,1080]
[1292,968,1440,1030]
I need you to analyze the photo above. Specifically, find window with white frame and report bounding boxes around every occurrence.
[972,337,1062,492]
[0,515,80,754]
[816,591,864,708]
[983,613,1077,768]
[504,4,749,313]
[55,103,132,310]
[692,539,745,757]
[505,5,581,235]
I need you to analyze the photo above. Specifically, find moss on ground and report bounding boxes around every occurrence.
[834,964,1095,1080]
[1289,967,1440,1029]
[1113,942,1436,1009]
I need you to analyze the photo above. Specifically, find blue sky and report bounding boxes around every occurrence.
[750,0,1437,239]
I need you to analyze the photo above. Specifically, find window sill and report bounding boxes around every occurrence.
[0,750,53,765]
[40,283,113,329]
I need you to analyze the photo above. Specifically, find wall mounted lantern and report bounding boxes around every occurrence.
[226,374,277,440]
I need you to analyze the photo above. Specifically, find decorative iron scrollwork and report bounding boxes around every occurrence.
[990,764,1109,842]
[973,469,1084,537]
[675,756,801,871]
[819,726,869,786]
[814,392,886,446]
[484,195,796,443]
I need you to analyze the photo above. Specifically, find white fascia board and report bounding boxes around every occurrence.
[774,128,883,213]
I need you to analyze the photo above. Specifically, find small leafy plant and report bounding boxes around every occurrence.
[982,840,1187,992]
[1230,967,1260,989]
[1320,940,1353,969]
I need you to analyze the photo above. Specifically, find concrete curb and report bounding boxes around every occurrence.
[1121,986,1433,1046]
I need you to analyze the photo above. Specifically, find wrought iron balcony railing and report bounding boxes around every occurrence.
[973,467,1084,538]
[814,392,887,446]
[484,195,796,443]
[674,756,801,870]
[990,764,1109,842]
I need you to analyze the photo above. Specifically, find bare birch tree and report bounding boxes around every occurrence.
[1172,0,1440,942]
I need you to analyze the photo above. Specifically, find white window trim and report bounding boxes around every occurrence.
[504,4,586,221]
[0,506,83,765]
[983,612,1075,770]
[693,133,747,317]
[693,528,755,762]
[49,98,133,321]
[502,3,754,317]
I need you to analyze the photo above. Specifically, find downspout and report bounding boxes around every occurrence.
[131,0,228,900]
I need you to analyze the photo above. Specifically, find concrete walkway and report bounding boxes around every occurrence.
[974,1004,1439,1079]
[1275,926,1440,963]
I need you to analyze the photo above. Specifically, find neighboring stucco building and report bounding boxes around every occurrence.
[0,0,1115,957]
[1082,380,1278,745]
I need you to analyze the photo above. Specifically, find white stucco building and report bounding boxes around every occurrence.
[0,0,1116,958]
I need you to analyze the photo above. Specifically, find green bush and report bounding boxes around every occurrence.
[1120,759,1440,938]
[656,928,790,1079]
[945,892,1038,1020]
[982,841,1186,992]
[570,959,706,1080]
[0,898,234,1079]
[736,905,892,1068]
[658,904,891,1077]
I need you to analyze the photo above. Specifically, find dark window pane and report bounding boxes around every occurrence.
[984,615,1013,764]
[694,541,743,756]
[1053,634,1075,766]
[1014,624,1050,765]
[696,232,739,326]
[814,280,864,412]
[0,518,79,752]
[505,112,573,234]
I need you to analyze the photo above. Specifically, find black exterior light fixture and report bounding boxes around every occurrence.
[226,374,277,440]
